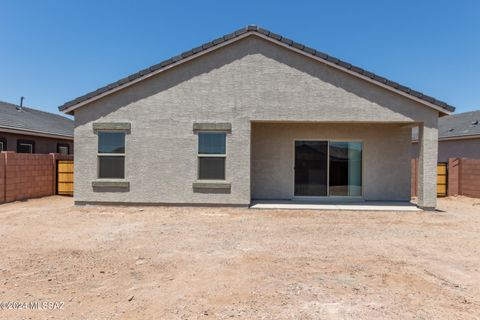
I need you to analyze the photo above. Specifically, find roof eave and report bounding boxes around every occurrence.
[0,126,73,140]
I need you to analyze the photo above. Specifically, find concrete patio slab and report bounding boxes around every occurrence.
[250,200,421,211]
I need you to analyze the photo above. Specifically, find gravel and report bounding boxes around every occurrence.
[0,196,479,319]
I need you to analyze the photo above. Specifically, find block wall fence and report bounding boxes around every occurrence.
[412,157,480,198]
[0,152,73,204]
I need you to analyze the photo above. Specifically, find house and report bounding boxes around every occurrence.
[59,26,454,209]
[0,100,73,154]
[412,110,480,162]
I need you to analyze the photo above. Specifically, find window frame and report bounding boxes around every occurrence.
[197,131,227,181]
[97,130,126,179]
[57,143,70,155]
[0,137,6,152]
[17,139,35,153]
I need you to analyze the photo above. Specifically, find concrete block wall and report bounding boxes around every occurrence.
[0,152,73,204]
[447,158,460,196]
[460,159,480,198]
[0,154,5,203]
[412,157,480,199]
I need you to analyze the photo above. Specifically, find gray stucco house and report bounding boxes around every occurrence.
[59,26,454,209]
[412,110,480,162]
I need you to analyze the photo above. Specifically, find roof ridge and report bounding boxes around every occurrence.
[59,25,455,113]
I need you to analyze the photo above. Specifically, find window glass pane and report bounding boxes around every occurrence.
[98,156,125,179]
[329,142,362,196]
[347,142,362,196]
[58,145,69,155]
[198,132,226,154]
[0,141,3,151]
[98,132,125,153]
[294,141,328,196]
[18,143,33,153]
[198,157,225,180]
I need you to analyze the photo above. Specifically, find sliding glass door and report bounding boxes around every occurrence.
[329,142,362,196]
[294,141,328,196]
[294,140,362,197]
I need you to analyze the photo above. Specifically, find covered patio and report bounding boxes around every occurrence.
[250,121,435,209]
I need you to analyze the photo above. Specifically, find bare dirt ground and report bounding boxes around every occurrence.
[0,196,479,319]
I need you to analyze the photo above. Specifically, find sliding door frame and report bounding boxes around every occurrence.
[292,139,364,200]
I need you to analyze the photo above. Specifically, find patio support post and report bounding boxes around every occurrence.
[416,120,438,210]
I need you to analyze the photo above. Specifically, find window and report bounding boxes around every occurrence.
[57,143,70,155]
[0,137,6,151]
[97,131,125,179]
[197,132,226,180]
[17,140,34,153]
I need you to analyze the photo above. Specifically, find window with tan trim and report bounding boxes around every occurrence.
[97,131,125,179]
[197,132,226,180]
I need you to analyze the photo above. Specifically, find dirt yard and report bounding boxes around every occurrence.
[0,197,479,319]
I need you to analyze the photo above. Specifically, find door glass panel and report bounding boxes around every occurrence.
[329,142,362,196]
[294,141,328,196]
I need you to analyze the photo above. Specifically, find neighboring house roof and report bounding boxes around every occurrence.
[0,100,73,139]
[59,25,455,115]
[412,110,480,141]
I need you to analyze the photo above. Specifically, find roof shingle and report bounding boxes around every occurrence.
[412,110,480,140]
[0,101,73,137]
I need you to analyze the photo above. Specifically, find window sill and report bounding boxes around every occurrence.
[193,181,231,190]
[92,179,130,188]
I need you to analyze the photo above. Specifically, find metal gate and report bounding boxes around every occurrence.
[437,162,447,197]
[57,160,74,196]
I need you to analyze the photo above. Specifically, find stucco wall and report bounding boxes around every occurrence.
[0,131,73,154]
[73,35,438,205]
[412,138,480,162]
[251,123,412,201]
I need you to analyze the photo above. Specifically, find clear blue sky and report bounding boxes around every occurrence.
[1,0,479,116]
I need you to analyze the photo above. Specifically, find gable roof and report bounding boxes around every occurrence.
[413,110,480,141]
[0,100,73,139]
[59,25,455,115]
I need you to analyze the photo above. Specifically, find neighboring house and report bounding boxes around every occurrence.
[0,101,73,154]
[59,26,454,209]
[412,110,480,162]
